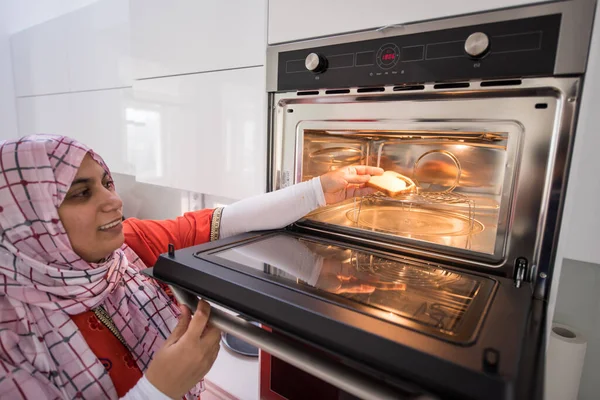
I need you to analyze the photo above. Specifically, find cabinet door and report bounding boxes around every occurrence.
[11,16,70,96]
[67,0,132,92]
[131,67,266,199]
[17,95,72,137]
[70,88,134,176]
[268,0,544,44]
[130,0,266,79]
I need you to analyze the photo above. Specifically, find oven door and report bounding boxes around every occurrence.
[147,229,546,400]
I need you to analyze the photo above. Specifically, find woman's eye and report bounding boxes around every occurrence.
[104,180,115,190]
[72,189,91,198]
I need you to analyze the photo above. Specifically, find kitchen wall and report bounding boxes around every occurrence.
[0,3,17,140]
[546,2,600,399]
[553,258,600,400]
[5,0,268,220]
[1,0,100,34]
[0,33,17,139]
[0,0,102,142]
[1,1,599,398]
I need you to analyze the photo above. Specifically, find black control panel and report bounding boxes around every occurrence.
[277,14,561,91]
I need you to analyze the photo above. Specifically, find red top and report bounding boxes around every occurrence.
[72,209,215,397]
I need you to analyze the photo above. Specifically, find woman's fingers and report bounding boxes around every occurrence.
[350,166,384,176]
[183,300,212,341]
[165,304,192,345]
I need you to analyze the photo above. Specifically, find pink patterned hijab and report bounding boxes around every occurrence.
[0,135,197,399]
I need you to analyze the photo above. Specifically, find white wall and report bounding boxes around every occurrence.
[546,3,600,397]
[0,34,17,140]
[267,0,546,44]
[1,0,100,35]
[552,259,600,400]
[0,0,102,141]
[0,3,18,140]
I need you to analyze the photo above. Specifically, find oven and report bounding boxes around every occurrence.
[144,1,596,399]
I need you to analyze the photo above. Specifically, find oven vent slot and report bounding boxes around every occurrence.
[393,85,425,92]
[433,82,470,89]
[297,90,320,96]
[325,89,351,95]
[480,79,522,87]
[356,87,385,93]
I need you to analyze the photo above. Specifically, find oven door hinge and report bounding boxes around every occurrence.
[514,257,529,288]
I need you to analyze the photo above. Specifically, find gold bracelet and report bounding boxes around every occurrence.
[210,207,224,242]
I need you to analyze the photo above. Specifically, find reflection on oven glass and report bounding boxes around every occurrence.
[300,240,482,335]
[213,234,491,338]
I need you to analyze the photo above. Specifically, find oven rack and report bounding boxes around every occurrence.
[347,191,479,239]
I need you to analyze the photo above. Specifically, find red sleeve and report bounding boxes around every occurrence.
[123,208,215,267]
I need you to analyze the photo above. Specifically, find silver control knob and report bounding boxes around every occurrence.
[464,32,490,58]
[305,53,327,73]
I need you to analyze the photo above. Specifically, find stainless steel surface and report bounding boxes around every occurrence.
[305,52,323,72]
[266,0,596,90]
[268,77,580,299]
[169,286,419,400]
[464,32,490,57]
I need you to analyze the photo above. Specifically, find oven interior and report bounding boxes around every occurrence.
[299,127,516,257]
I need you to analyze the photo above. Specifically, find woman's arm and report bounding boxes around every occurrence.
[121,375,171,400]
[123,209,215,267]
[219,177,325,239]
[123,166,384,263]
[219,166,383,239]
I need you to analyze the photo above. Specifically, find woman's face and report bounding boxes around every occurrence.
[58,154,124,262]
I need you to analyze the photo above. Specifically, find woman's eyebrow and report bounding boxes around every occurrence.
[71,172,107,187]
[70,177,92,186]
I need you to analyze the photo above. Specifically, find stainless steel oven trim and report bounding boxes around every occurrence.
[168,285,425,400]
[265,0,596,90]
[268,77,580,299]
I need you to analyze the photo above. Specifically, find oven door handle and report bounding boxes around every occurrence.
[170,286,436,400]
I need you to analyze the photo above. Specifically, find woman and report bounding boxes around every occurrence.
[0,134,382,399]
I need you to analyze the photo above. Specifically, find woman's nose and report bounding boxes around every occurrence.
[100,190,123,213]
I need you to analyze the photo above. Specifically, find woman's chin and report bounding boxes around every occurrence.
[108,234,126,252]
[95,235,126,263]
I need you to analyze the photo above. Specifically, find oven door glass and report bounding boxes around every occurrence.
[201,231,495,343]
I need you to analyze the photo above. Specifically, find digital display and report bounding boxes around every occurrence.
[381,53,396,61]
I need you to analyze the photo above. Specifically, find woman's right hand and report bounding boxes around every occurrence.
[146,300,221,399]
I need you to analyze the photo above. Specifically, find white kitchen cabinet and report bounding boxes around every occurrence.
[67,0,132,92]
[268,0,545,44]
[17,89,133,176]
[11,0,131,96]
[130,0,266,80]
[17,95,72,137]
[11,15,70,96]
[70,88,134,175]
[131,67,267,200]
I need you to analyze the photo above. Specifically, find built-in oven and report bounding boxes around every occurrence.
[144,1,597,399]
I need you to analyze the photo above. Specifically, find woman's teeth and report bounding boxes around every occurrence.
[99,220,121,230]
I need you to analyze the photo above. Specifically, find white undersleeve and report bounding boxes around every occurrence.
[219,177,326,239]
[121,375,171,400]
